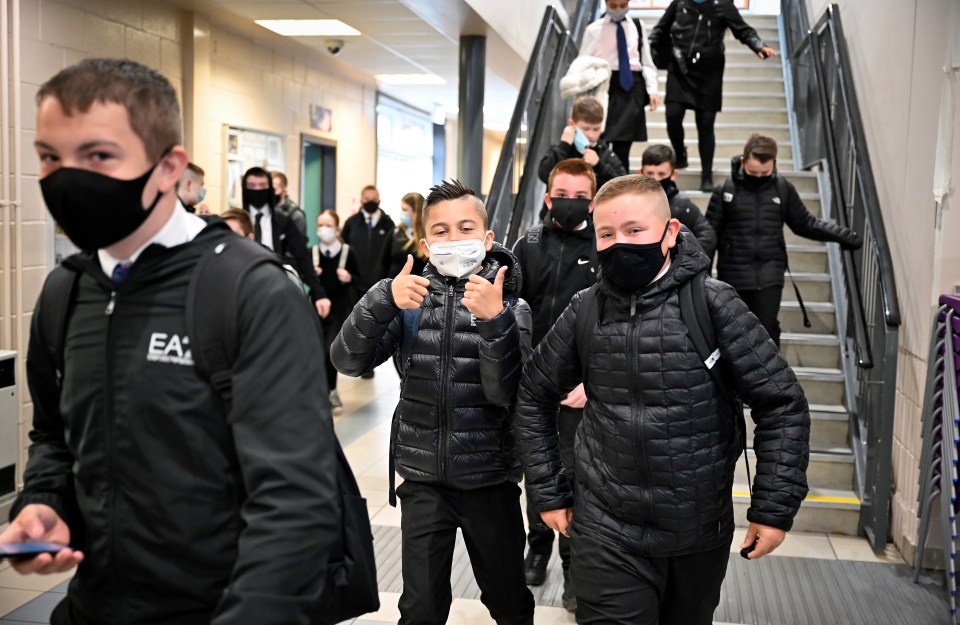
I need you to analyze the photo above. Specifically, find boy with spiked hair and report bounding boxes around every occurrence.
[333,180,535,624]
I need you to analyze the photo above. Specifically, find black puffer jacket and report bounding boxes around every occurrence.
[650,0,764,62]
[663,179,717,257]
[537,139,626,191]
[332,243,533,489]
[515,233,810,557]
[706,156,861,291]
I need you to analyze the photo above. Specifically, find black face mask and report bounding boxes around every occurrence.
[658,178,678,196]
[549,197,591,231]
[362,200,380,214]
[741,173,773,190]
[243,187,273,209]
[597,222,670,293]
[40,161,166,251]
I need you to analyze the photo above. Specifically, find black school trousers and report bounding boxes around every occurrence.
[526,406,581,568]
[736,285,784,347]
[397,480,535,625]
[572,531,730,625]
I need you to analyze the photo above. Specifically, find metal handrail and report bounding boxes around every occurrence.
[781,0,901,553]
[486,0,602,243]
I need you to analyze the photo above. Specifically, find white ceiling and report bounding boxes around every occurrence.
[205,0,522,127]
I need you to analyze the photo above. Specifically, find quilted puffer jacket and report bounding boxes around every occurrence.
[332,242,532,489]
[706,155,861,291]
[515,232,810,557]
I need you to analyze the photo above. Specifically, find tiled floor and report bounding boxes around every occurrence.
[0,362,908,624]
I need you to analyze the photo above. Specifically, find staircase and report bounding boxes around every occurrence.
[631,13,860,534]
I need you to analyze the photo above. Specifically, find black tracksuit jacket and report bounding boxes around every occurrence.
[516,233,810,557]
[12,225,339,625]
[706,156,861,291]
[332,243,532,489]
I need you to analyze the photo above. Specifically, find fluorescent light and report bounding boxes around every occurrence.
[255,19,361,37]
[375,73,446,85]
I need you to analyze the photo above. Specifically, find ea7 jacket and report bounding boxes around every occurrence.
[515,233,810,557]
[663,179,717,258]
[332,243,533,489]
[706,155,861,291]
[12,224,340,625]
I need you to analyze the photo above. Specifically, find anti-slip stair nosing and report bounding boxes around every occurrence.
[780,330,839,343]
[781,301,835,312]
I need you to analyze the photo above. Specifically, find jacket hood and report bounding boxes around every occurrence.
[661,178,680,200]
[599,230,710,301]
[422,240,522,297]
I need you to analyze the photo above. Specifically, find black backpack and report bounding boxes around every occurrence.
[38,236,379,625]
[574,271,752,491]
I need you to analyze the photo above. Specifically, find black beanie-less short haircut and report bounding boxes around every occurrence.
[641,144,677,168]
[422,179,488,228]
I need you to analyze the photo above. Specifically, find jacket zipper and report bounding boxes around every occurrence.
[688,13,703,62]
[753,186,762,289]
[627,295,654,544]
[437,282,456,485]
[547,237,567,326]
[103,289,125,618]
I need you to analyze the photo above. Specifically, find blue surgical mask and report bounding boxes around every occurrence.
[400,212,413,229]
[607,8,628,20]
[197,186,206,203]
[573,126,590,154]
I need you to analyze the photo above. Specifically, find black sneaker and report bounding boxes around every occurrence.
[561,568,577,612]
[700,172,715,193]
[524,552,549,586]
[675,147,689,170]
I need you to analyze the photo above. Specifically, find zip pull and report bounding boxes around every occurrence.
[692,51,701,64]
[105,291,117,316]
[630,294,638,317]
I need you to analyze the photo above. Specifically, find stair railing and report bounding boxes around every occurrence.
[486,0,602,245]
[781,0,901,552]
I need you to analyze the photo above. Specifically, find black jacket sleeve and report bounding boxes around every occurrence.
[331,279,403,377]
[706,279,810,531]
[511,236,531,303]
[477,300,533,408]
[649,0,677,52]
[514,293,586,512]
[782,180,861,249]
[675,197,717,258]
[340,215,356,246]
[10,286,83,536]
[211,263,340,624]
[720,2,765,53]
[538,142,579,183]
[281,217,328,301]
[594,147,628,183]
[345,247,373,295]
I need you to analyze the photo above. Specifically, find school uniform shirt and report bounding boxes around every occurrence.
[314,240,367,336]
[248,204,275,251]
[581,15,659,96]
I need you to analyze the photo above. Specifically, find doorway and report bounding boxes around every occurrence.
[300,136,337,247]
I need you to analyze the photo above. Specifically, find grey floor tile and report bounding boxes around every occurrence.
[1,592,62,623]
[49,581,69,594]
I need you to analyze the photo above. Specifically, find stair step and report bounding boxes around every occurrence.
[746,402,850,448]
[782,273,832,304]
[657,76,785,93]
[646,121,791,143]
[735,446,853,491]
[721,93,787,108]
[781,330,840,368]
[628,156,798,174]
[794,365,845,406]
[786,243,828,273]
[720,64,786,80]
[673,169,819,194]
[643,139,794,166]
[781,300,836,335]
[645,106,790,125]
[733,485,861,534]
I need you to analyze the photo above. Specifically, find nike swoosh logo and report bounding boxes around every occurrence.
[577,258,589,265]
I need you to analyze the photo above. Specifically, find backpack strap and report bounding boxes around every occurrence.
[312,245,320,269]
[773,176,812,329]
[574,286,601,384]
[525,225,543,284]
[38,264,82,379]
[678,271,752,495]
[338,243,350,271]
[185,238,284,410]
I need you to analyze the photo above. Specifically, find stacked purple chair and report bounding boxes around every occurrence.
[915,295,960,624]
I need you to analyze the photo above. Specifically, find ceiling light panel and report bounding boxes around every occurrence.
[255,19,361,36]
[375,73,446,85]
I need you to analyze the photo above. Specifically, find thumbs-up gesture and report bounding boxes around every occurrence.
[463,265,508,321]
[391,255,430,310]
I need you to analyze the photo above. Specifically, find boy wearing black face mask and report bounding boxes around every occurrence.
[1,58,340,624]
[705,134,862,346]
[333,180,535,625]
[511,158,598,607]
[515,174,810,625]
[639,144,716,258]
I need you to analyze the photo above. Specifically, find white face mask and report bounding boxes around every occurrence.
[427,238,487,279]
[317,226,338,244]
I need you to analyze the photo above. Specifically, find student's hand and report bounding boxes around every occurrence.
[739,522,786,559]
[463,266,507,321]
[648,92,660,112]
[315,265,323,276]
[560,121,576,145]
[336,268,352,283]
[582,148,600,167]
[392,255,430,310]
[0,504,83,574]
[315,298,332,318]
[560,383,588,408]
[541,508,573,538]
[758,47,778,59]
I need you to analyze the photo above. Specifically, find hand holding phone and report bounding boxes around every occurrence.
[0,542,66,560]
[0,504,83,574]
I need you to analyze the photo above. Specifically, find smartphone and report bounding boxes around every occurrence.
[0,542,67,560]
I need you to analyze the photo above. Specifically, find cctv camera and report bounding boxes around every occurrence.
[325,39,345,56]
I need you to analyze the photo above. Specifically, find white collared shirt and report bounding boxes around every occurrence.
[98,200,207,279]
[580,14,659,94]
[363,209,383,229]
[319,240,343,259]
[249,205,274,250]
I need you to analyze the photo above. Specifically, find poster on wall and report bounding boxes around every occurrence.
[310,104,333,132]
[224,126,286,209]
